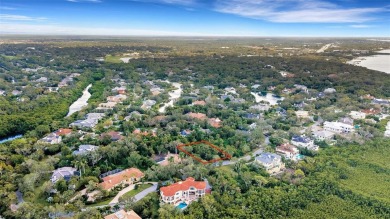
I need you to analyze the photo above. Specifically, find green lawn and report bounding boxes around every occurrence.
[122,183,153,200]
[86,197,112,207]
[105,55,123,63]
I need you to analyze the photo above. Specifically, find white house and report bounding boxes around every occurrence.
[73,145,98,156]
[291,136,318,151]
[324,121,354,133]
[349,111,366,120]
[312,130,335,141]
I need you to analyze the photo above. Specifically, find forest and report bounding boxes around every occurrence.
[0,38,389,218]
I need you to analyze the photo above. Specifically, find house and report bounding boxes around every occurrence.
[361,108,381,115]
[349,111,366,120]
[51,167,78,183]
[224,87,236,94]
[372,98,390,105]
[312,130,335,141]
[141,99,156,110]
[294,84,309,93]
[324,88,336,94]
[291,136,318,151]
[155,153,182,166]
[324,121,354,133]
[55,128,72,137]
[70,113,105,129]
[0,90,5,96]
[295,110,309,118]
[276,143,300,160]
[251,84,261,89]
[192,100,206,106]
[73,145,98,156]
[99,168,144,191]
[97,102,117,110]
[35,77,48,83]
[70,119,98,129]
[40,133,62,144]
[187,112,207,120]
[102,131,123,141]
[160,177,207,205]
[12,90,22,96]
[208,118,222,128]
[112,87,127,94]
[254,152,284,174]
[104,210,141,219]
[107,94,127,103]
[338,117,354,126]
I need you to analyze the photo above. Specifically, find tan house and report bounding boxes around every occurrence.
[104,210,141,219]
[99,168,144,191]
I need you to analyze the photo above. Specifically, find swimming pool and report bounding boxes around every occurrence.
[296,154,305,160]
[177,202,188,210]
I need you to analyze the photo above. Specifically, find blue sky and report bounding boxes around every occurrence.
[0,0,389,36]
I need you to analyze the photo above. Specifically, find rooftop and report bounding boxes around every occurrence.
[160,177,206,197]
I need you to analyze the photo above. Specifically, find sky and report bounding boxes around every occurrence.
[0,0,389,37]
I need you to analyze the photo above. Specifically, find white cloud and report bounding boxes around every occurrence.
[215,0,384,23]
[350,24,374,28]
[0,6,17,10]
[0,14,47,21]
[0,22,210,36]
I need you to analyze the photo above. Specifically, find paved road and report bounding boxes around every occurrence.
[215,147,263,167]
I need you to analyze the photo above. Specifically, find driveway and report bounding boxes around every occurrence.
[109,182,157,204]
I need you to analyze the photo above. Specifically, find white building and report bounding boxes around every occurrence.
[324,121,354,133]
[291,136,318,151]
[276,143,300,160]
[312,130,335,141]
[349,111,366,120]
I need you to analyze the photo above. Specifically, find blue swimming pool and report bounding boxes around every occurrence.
[296,154,305,160]
[177,202,188,210]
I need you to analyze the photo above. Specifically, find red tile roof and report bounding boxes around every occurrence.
[55,128,72,136]
[276,143,298,153]
[361,108,381,115]
[208,118,222,128]
[104,210,141,219]
[100,168,144,190]
[160,177,206,197]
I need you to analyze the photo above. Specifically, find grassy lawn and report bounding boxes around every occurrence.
[122,183,153,200]
[105,55,123,63]
[86,197,112,207]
